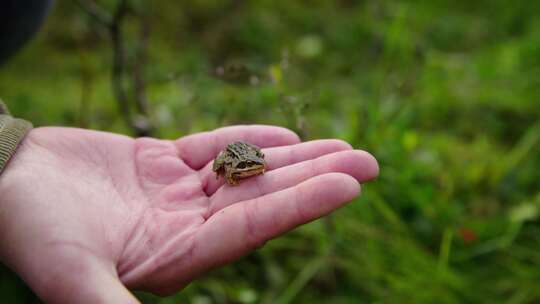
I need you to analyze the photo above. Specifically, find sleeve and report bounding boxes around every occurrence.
[0,100,33,175]
[0,1,49,172]
[0,0,54,65]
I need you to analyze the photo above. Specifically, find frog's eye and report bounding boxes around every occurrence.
[237,162,247,169]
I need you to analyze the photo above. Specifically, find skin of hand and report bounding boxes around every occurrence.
[0,125,379,304]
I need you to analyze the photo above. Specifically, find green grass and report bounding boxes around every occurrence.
[1,1,539,303]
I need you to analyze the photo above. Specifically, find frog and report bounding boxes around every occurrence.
[212,141,267,186]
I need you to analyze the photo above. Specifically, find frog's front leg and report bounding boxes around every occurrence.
[226,171,239,186]
[213,152,226,173]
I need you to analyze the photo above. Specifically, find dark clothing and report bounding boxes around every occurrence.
[0,1,48,174]
[0,0,53,65]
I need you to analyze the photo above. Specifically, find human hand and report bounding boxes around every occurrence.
[0,125,378,303]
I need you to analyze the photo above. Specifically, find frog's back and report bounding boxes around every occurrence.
[226,141,248,157]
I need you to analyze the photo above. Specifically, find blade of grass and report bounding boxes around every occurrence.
[274,256,326,304]
[370,191,409,233]
[492,120,540,185]
[438,227,453,274]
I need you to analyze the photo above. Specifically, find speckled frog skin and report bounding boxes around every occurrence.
[212,141,266,185]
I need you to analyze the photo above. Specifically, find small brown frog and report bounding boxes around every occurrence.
[212,141,267,186]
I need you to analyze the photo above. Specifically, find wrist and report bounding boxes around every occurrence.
[0,129,40,242]
[0,128,35,199]
[0,128,49,298]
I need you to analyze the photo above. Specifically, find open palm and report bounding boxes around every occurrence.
[0,125,378,303]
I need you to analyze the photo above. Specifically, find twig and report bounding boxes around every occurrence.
[74,0,112,27]
[76,0,154,136]
[109,0,132,131]
[133,15,150,116]
[78,53,92,128]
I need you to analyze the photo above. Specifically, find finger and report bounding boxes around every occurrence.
[192,173,360,270]
[202,139,353,195]
[208,150,378,215]
[175,125,300,170]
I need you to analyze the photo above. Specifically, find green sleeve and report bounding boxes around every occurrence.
[0,100,33,175]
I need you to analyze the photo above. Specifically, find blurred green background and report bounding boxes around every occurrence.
[1,0,540,303]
